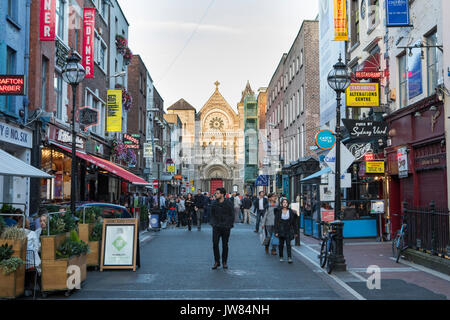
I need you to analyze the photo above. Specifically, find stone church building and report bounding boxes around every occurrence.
[168,81,254,194]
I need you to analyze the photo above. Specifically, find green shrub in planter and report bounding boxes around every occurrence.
[1,227,27,241]
[0,217,5,234]
[56,230,89,259]
[89,223,103,242]
[0,244,24,275]
[0,204,15,213]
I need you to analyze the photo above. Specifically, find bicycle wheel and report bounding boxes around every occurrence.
[392,233,399,258]
[319,239,327,268]
[326,240,336,274]
[396,235,404,263]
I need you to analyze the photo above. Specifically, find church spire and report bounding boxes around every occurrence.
[240,80,254,103]
[214,80,220,92]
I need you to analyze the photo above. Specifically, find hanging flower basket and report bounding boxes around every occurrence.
[114,84,133,111]
[115,34,128,55]
[123,47,133,66]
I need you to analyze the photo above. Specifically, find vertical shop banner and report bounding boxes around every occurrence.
[82,8,95,79]
[333,0,348,41]
[106,90,123,132]
[40,0,56,41]
[386,0,410,27]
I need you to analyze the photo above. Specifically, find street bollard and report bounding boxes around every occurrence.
[330,220,347,271]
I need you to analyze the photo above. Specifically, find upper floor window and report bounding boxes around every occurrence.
[7,0,18,21]
[54,73,63,120]
[426,31,439,96]
[350,0,360,46]
[55,0,65,40]
[368,0,380,31]
[398,54,407,108]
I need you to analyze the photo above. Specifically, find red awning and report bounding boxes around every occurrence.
[51,142,150,186]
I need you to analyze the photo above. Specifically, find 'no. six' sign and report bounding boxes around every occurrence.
[315,129,336,150]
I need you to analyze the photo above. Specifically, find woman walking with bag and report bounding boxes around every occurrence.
[185,193,195,231]
[261,193,278,255]
[274,198,298,264]
[177,196,186,227]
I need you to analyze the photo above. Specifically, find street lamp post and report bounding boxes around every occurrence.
[327,54,351,272]
[62,54,86,215]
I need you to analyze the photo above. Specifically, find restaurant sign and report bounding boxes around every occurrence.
[366,161,385,174]
[343,119,387,141]
[346,83,379,107]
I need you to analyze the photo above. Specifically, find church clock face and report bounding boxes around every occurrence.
[209,117,224,130]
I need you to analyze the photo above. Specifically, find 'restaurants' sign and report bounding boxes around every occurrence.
[366,161,385,174]
[343,119,388,141]
[0,75,26,96]
[106,90,122,132]
[40,0,56,41]
[355,71,382,79]
[333,0,348,41]
[82,8,95,79]
[346,83,379,107]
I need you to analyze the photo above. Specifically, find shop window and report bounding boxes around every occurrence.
[426,31,439,96]
[398,54,408,108]
[41,148,72,201]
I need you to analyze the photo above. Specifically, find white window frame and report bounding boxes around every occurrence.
[85,88,106,136]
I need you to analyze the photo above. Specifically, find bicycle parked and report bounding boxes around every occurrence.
[392,214,408,263]
[318,221,338,274]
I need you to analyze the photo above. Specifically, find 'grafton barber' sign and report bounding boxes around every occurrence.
[343,119,387,141]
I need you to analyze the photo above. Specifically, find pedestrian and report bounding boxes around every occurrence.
[210,187,234,270]
[274,198,299,264]
[167,195,177,225]
[177,196,186,227]
[185,193,195,231]
[253,191,269,233]
[241,194,252,224]
[194,189,205,231]
[203,192,211,223]
[233,193,241,223]
[261,193,278,255]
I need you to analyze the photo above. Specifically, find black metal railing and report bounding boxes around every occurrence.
[403,201,450,257]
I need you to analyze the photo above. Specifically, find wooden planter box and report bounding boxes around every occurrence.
[0,265,25,299]
[40,233,69,261]
[41,253,87,292]
[78,224,100,267]
[0,239,27,261]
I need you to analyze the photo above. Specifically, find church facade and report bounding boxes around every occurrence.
[168,81,254,194]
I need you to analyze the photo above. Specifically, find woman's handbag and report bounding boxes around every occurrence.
[262,237,270,246]
[270,233,279,246]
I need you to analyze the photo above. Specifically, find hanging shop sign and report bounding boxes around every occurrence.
[55,39,69,69]
[40,0,56,41]
[0,75,26,96]
[54,128,85,150]
[342,119,388,141]
[100,218,139,272]
[333,0,348,41]
[346,83,379,107]
[386,0,410,27]
[397,147,408,178]
[79,106,99,131]
[0,120,32,149]
[355,71,382,79]
[348,143,373,161]
[167,165,175,173]
[82,7,95,79]
[256,175,269,187]
[143,143,153,158]
[106,90,122,132]
[366,161,385,173]
[123,134,140,149]
[174,175,183,180]
[315,129,336,150]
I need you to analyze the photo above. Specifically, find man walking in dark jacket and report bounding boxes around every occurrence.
[210,187,234,270]
[253,191,269,233]
[194,189,205,231]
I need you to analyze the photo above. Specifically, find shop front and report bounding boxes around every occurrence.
[0,118,34,214]
[386,95,446,236]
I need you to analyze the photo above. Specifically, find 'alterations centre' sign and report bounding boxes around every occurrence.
[346,83,379,107]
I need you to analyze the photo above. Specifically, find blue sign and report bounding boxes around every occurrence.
[315,129,336,150]
[408,47,423,99]
[386,0,410,27]
[255,175,269,187]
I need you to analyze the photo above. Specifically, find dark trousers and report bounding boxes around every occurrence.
[212,226,231,264]
[278,236,292,258]
[255,210,265,232]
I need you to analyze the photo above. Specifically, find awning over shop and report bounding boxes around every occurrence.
[51,142,150,186]
[0,149,53,178]
[301,167,331,182]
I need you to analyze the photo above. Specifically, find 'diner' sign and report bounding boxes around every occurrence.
[315,129,336,151]
[346,83,379,107]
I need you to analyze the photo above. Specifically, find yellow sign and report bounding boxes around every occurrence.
[106,90,122,132]
[334,0,348,41]
[191,187,195,191]
[366,161,385,173]
[346,83,379,107]
[168,165,175,173]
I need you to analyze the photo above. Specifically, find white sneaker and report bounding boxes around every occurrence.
[280,258,284,262]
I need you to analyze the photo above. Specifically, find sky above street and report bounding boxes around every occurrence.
[119,0,319,112]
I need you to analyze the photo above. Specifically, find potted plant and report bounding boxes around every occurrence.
[139,205,149,231]
[77,208,102,268]
[0,227,28,261]
[0,244,25,298]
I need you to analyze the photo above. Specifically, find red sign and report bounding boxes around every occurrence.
[321,210,335,223]
[174,175,183,180]
[0,76,26,95]
[153,180,159,188]
[355,71,382,79]
[364,153,375,161]
[82,8,95,79]
[40,0,56,41]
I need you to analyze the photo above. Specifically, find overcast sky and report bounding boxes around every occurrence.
[119,0,319,112]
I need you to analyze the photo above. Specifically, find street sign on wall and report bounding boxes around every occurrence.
[386,0,410,27]
[366,161,385,173]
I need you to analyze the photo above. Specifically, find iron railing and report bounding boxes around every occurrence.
[403,201,450,257]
